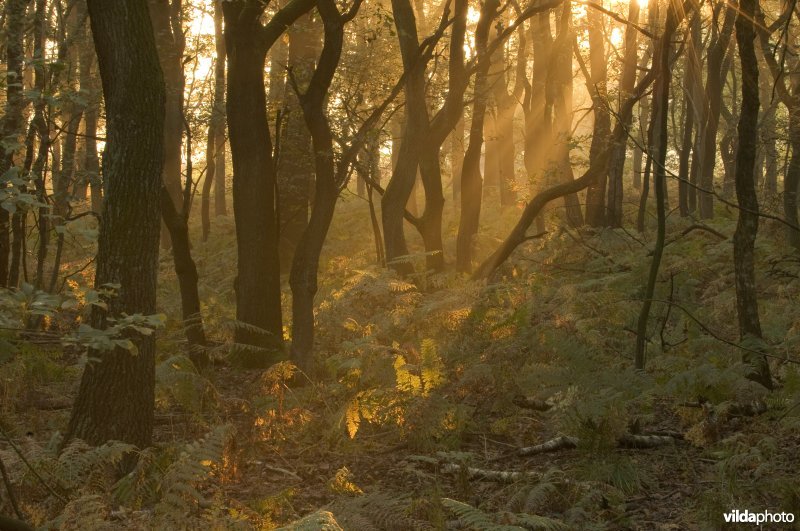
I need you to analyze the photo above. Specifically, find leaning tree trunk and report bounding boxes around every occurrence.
[65,0,165,451]
[732,0,772,389]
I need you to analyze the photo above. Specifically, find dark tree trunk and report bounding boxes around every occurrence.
[31,0,50,292]
[697,0,737,219]
[223,0,314,364]
[634,0,683,369]
[213,1,227,219]
[290,0,381,372]
[382,0,428,275]
[678,13,702,217]
[732,0,772,388]
[584,2,612,227]
[0,0,29,287]
[150,0,186,250]
[160,187,209,368]
[456,0,499,272]
[65,0,165,450]
[604,0,640,227]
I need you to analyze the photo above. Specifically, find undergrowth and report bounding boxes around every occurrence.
[1,196,799,529]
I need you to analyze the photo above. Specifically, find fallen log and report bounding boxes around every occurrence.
[517,433,679,456]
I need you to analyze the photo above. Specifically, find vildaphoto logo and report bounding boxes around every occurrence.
[723,509,795,525]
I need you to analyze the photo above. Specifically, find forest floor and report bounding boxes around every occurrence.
[3,194,800,530]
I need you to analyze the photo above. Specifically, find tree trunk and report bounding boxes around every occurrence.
[634,0,687,369]
[0,0,29,287]
[65,0,165,451]
[732,0,772,389]
[584,1,612,227]
[604,0,640,227]
[213,1,227,218]
[278,13,318,271]
[456,0,499,272]
[149,0,186,250]
[223,0,314,364]
[450,117,464,201]
[550,0,583,228]
[161,187,208,368]
[697,0,737,219]
[678,12,702,217]
[202,0,227,241]
[382,0,429,275]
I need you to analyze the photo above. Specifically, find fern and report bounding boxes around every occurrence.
[153,424,232,523]
[442,498,567,531]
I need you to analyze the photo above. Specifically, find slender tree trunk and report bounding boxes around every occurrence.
[213,1,227,218]
[382,0,428,275]
[634,0,686,369]
[161,187,208,368]
[732,0,772,388]
[202,0,227,240]
[697,0,737,219]
[550,0,583,227]
[456,0,499,272]
[450,117,464,201]
[65,0,165,451]
[678,13,701,217]
[584,2,612,227]
[0,0,29,287]
[604,0,640,227]
[150,0,186,250]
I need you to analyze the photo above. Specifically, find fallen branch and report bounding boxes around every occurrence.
[441,463,540,483]
[617,434,677,449]
[516,433,679,456]
[518,436,578,456]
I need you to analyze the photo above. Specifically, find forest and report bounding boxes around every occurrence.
[0,0,799,528]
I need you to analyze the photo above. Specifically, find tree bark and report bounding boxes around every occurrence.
[278,13,319,270]
[223,0,314,365]
[65,0,165,451]
[732,0,772,389]
[0,0,29,287]
[150,0,186,250]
